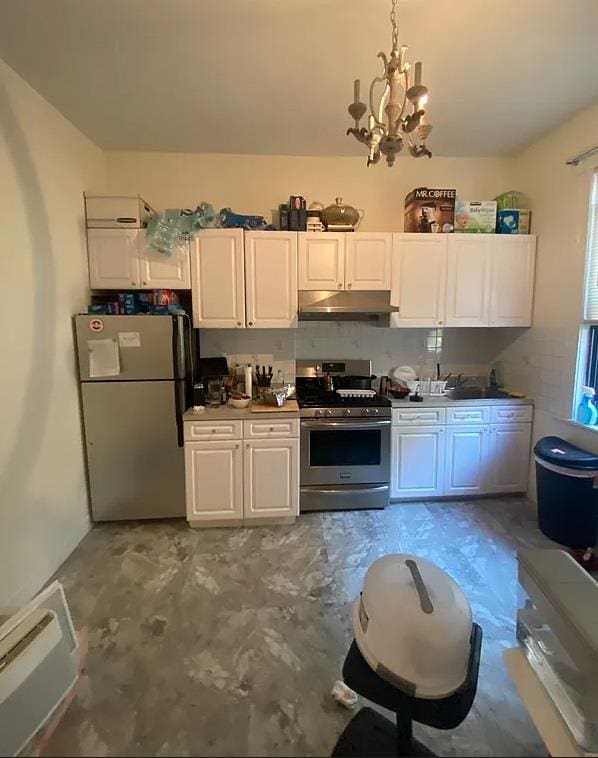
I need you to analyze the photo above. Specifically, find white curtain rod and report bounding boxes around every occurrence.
[566,146,598,166]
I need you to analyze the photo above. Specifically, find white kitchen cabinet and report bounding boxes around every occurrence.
[391,234,447,327]
[444,425,490,496]
[487,422,532,493]
[87,229,141,289]
[184,440,244,525]
[489,236,536,326]
[190,229,245,328]
[345,233,392,290]
[245,231,298,328]
[138,236,191,289]
[244,438,299,521]
[445,235,491,327]
[298,233,345,290]
[391,426,445,499]
[88,228,191,290]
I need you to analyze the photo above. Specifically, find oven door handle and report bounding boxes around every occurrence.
[302,485,390,495]
[300,419,391,430]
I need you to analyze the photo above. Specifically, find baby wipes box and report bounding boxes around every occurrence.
[454,200,497,233]
[497,209,531,234]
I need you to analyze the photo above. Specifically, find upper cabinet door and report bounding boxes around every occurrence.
[445,235,492,327]
[345,233,392,290]
[87,229,141,289]
[298,233,345,290]
[489,236,536,327]
[138,234,191,289]
[190,229,245,328]
[390,233,447,327]
[244,232,298,328]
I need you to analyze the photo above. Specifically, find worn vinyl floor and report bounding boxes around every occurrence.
[43,497,557,757]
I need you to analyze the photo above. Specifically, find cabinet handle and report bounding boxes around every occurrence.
[337,283,343,289]
[269,426,274,431]
[347,282,353,289]
[131,282,136,286]
[248,321,254,326]
[237,321,242,326]
[235,444,239,449]
[246,443,250,448]
[438,320,443,325]
[142,281,147,286]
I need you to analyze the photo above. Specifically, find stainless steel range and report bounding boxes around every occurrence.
[296,359,391,512]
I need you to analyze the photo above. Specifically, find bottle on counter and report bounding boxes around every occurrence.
[576,386,598,426]
[245,364,253,401]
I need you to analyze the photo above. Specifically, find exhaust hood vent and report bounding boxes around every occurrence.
[298,290,399,321]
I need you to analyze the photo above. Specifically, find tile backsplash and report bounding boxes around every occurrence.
[199,322,522,384]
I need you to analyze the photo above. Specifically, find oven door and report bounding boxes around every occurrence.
[300,418,391,486]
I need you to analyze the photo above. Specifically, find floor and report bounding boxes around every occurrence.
[44,497,556,757]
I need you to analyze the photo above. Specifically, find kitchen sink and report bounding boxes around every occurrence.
[444,387,511,400]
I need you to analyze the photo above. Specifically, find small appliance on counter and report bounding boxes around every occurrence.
[296,359,391,512]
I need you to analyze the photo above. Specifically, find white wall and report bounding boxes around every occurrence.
[104,151,513,231]
[0,58,104,606]
[496,102,598,495]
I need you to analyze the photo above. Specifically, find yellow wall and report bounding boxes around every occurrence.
[0,58,104,605]
[104,151,513,231]
[496,102,598,490]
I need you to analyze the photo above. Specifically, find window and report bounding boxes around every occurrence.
[577,172,598,422]
[584,172,598,319]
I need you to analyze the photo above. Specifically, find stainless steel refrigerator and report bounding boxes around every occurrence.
[75,314,193,521]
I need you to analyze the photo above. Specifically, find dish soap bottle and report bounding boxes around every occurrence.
[576,386,598,426]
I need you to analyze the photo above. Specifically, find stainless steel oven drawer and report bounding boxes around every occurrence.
[300,484,389,511]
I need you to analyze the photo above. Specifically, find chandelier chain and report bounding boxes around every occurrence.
[390,0,398,51]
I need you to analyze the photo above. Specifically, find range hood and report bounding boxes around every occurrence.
[298,290,399,321]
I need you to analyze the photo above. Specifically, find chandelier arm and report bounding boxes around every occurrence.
[377,83,391,126]
[369,73,388,127]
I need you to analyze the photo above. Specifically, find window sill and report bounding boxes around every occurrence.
[558,417,598,435]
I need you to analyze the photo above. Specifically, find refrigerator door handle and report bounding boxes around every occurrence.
[174,381,185,448]
[172,315,186,381]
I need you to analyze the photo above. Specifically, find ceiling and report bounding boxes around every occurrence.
[1,0,598,157]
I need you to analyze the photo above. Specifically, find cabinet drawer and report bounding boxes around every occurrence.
[243,419,299,439]
[447,406,490,425]
[184,420,243,441]
[392,407,446,426]
[490,405,533,424]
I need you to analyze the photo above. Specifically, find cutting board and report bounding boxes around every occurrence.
[250,399,299,413]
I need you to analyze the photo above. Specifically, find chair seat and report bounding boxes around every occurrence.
[342,623,482,730]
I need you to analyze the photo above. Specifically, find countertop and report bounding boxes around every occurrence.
[390,395,533,408]
[183,404,300,421]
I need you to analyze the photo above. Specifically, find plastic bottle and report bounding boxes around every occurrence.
[576,386,598,426]
[244,364,253,400]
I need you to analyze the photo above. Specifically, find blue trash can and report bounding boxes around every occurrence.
[534,436,598,548]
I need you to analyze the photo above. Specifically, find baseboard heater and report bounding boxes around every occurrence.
[0,582,78,756]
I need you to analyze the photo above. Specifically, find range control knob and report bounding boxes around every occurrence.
[373,408,380,415]
[344,409,352,416]
[362,408,371,416]
[315,409,323,417]
[326,409,334,417]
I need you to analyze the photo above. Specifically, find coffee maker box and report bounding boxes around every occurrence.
[404,188,456,233]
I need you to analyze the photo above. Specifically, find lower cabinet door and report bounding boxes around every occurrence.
[244,438,299,520]
[487,423,532,493]
[444,426,490,496]
[391,426,445,499]
[185,441,243,523]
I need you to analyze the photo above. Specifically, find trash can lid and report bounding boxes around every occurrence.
[534,436,598,471]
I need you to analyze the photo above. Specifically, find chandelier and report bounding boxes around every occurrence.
[347,0,432,167]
